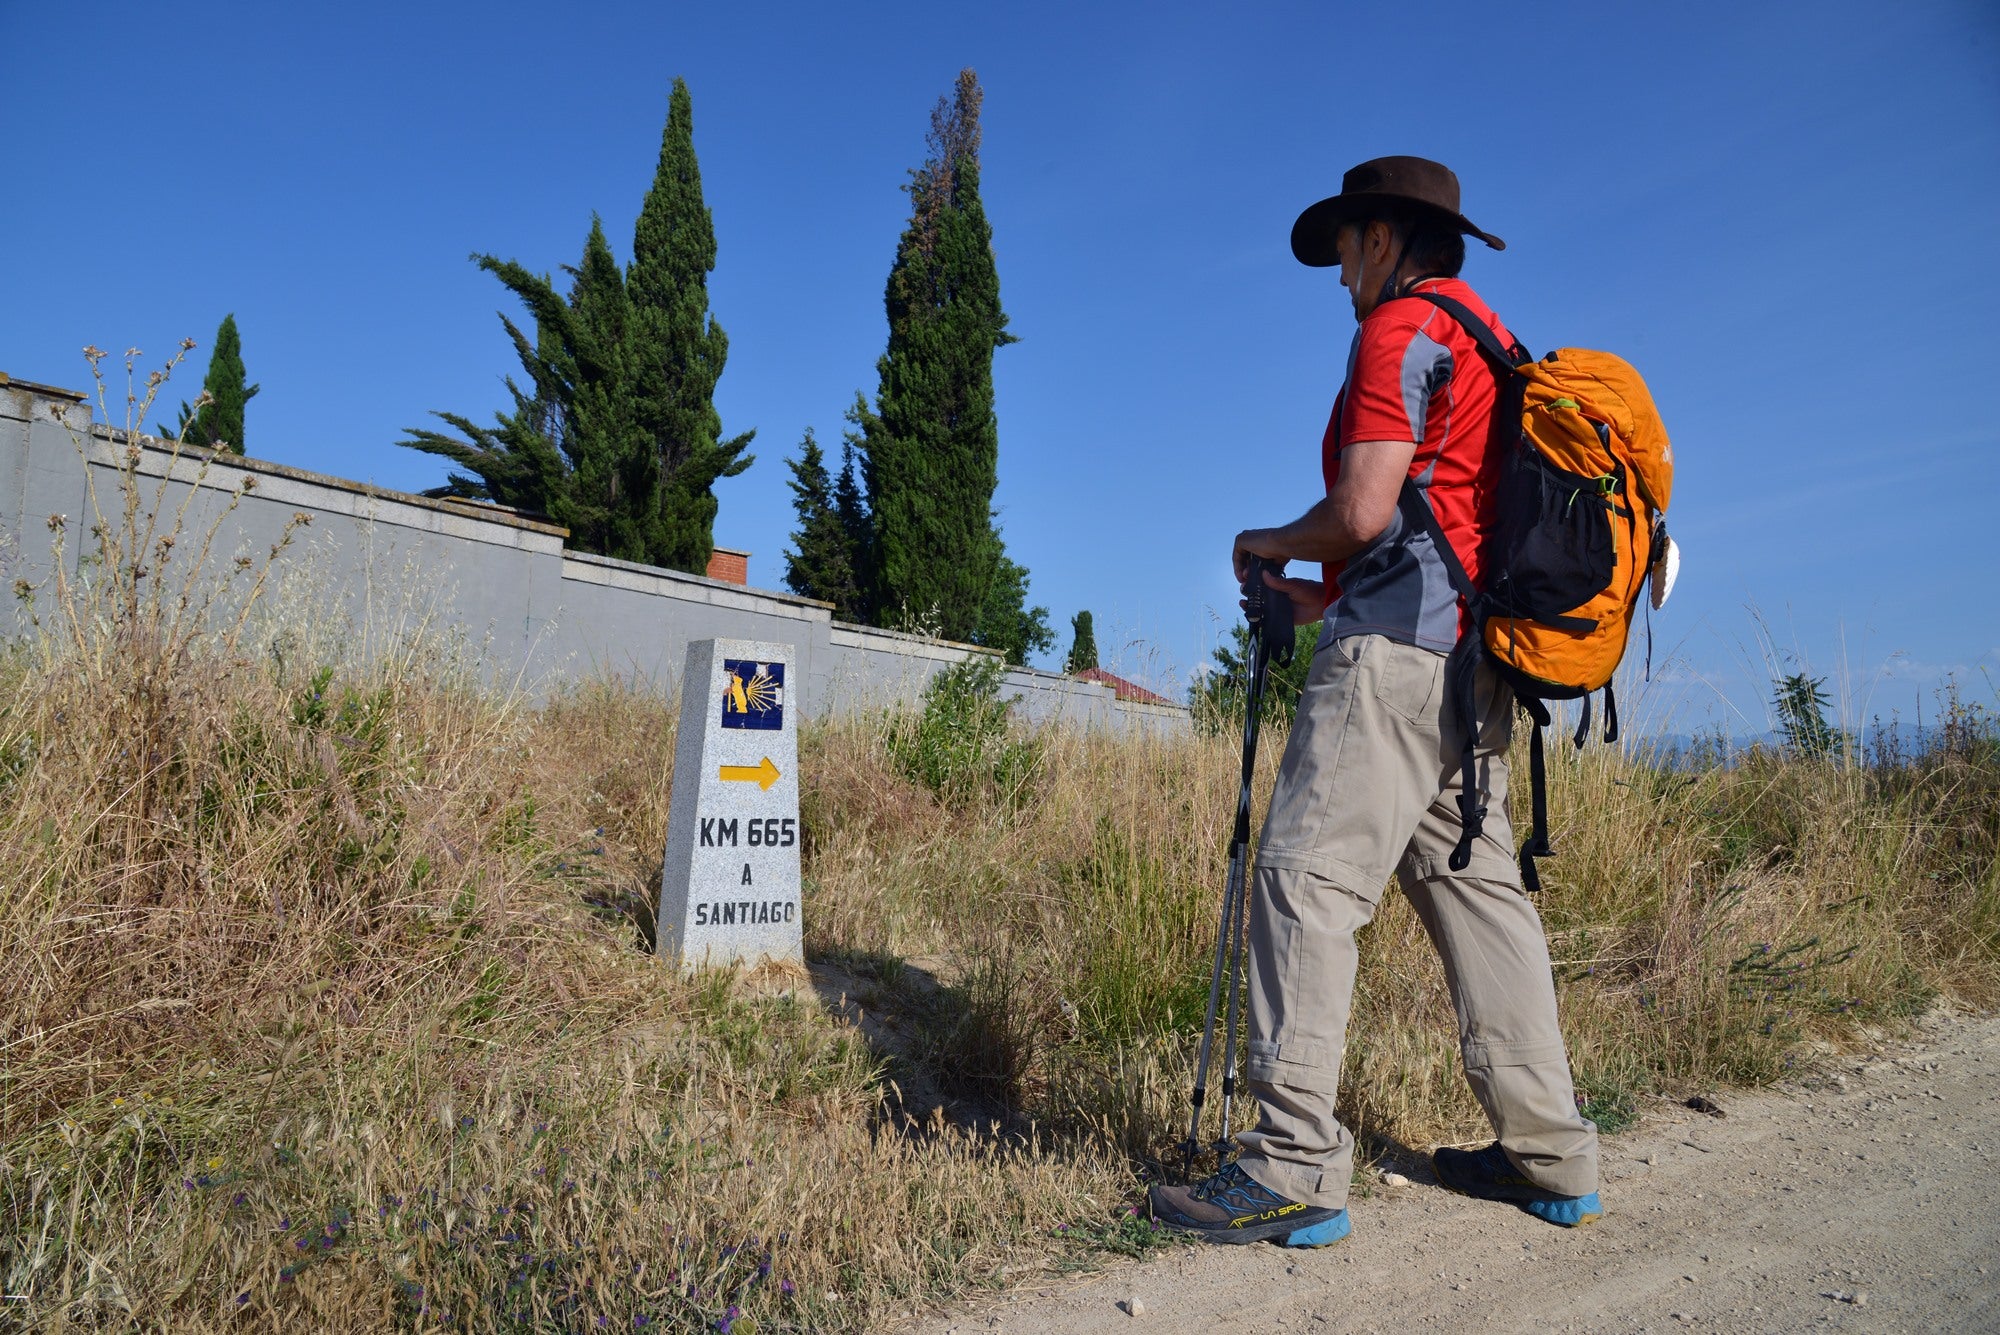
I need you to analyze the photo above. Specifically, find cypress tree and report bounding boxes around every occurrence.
[857,69,1022,644]
[1065,610,1099,674]
[627,77,753,573]
[782,427,862,616]
[563,216,657,561]
[164,313,259,453]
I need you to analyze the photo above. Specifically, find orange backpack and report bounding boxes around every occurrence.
[1399,293,1675,891]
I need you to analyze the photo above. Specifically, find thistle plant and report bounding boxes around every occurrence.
[28,341,310,892]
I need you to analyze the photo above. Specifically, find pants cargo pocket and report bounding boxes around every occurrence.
[1375,641,1443,727]
[1246,1037,1341,1094]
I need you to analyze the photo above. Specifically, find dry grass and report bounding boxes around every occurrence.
[1,354,1995,1331]
[802,680,1999,1164]
[0,615,1143,1332]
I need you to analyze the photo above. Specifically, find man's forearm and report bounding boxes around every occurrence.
[1242,493,1392,565]
[1236,438,1414,568]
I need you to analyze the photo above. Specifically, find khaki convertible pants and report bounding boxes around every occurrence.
[1234,632,1599,1209]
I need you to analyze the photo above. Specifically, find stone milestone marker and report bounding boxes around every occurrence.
[658,638,804,970]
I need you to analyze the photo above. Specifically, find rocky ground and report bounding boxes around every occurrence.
[908,1010,2000,1335]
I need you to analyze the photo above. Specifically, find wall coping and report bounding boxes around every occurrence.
[1113,697,1188,719]
[0,372,89,406]
[0,376,567,543]
[827,619,994,657]
[91,425,575,540]
[1005,662,1112,689]
[564,548,836,613]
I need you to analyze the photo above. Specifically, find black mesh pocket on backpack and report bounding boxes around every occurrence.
[1488,451,1615,623]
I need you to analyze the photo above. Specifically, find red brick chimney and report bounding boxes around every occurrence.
[705,547,750,585]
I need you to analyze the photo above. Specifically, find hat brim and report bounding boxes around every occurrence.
[1290,192,1506,267]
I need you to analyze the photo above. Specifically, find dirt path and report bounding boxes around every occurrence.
[911,1012,2000,1335]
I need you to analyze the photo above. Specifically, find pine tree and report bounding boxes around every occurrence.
[782,427,861,616]
[399,79,752,570]
[627,77,753,573]
[394,248,579,529]
[397,224,654,561]
[163,313,258,453]
[856,69,1031,647]
[1065,610,1099,674]
[833,436,872,617]
[1774,671,1840,758]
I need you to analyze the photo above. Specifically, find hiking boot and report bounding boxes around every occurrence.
[1147,1161,1352,1247]
[1432,1141,1603,1227]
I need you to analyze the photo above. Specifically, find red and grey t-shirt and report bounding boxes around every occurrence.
[1319,277,1513,654]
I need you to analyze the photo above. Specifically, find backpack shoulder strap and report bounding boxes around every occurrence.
[1396,479,1492,875]
[1396,481,1477,604]
[1409,290,1531,369]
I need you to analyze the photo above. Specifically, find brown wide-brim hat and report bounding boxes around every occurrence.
[1291,155,1505,267]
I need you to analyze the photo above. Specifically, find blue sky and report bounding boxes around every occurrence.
[4,0,1996,734]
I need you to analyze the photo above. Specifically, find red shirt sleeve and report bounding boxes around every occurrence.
[1319,307,1442,609]
[1340,305,1448,446]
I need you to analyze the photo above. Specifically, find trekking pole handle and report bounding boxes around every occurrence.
[1241,555,1271,627]
[1240,556,1296,668]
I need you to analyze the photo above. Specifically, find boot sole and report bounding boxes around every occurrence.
[1435,1164,1603,1228]
[1282,1212,1354,1247]
[1156,1207,1351,1248]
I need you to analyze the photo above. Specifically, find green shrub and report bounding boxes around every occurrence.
[886,654,1042,807]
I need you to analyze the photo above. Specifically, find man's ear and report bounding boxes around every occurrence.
[1365,219,1396,266]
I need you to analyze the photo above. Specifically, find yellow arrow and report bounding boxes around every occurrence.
[718,757,781,791]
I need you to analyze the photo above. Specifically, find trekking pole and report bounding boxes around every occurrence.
[1181,557,1291,1178]
[1213,592,1277,1157]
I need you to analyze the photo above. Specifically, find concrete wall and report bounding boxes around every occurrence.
[0,375,1188,736]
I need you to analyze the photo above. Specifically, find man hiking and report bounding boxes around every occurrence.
[1149,156,1601,1246]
